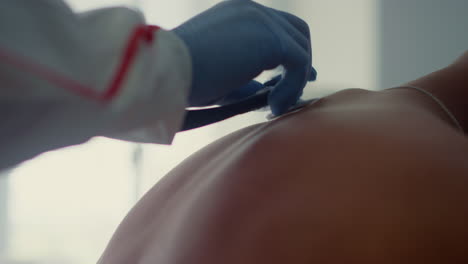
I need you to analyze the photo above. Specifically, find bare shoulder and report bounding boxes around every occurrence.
[185,88,468,263]
[99,88,468,264]
[170,87,468,263]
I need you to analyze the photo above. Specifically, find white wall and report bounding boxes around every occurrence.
[294,0,378,96]
[378,0,468,88]
[0,171,8,256]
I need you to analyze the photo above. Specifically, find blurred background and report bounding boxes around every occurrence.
[0,0,467,263]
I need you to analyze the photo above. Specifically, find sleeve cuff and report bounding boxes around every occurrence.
[105,29,193,144]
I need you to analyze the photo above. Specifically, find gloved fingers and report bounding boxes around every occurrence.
[309,66,318,81]
[265,73,303,95]
[263,8,311,54]
[275,10,311,40]
[263,8,315,85]
[270,10,317,82]
[216,80,264,105]
[265,67,316,85]
[269,65,308,116]
[268,35,309,115]
[264,74,282,87]
[274,21,310,68]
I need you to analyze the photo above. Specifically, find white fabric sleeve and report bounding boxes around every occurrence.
[0,0,192,170]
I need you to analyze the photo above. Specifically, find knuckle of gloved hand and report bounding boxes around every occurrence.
[302,23,311,40]
[236,0,270,19]
[297,17,310,34]
[285,12,311,39]
[292,16,311,39]
[240,5,263,19]
[286,52,309,68]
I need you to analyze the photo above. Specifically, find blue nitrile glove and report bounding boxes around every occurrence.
[172,0,317,116]
[215,80,264,105]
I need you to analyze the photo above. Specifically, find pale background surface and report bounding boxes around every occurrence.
[0,0,465,263]
[378,0,468,88]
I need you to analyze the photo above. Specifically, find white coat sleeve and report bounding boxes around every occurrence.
[0,0,192,170]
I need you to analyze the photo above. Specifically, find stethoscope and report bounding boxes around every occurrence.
[180,86,318,132]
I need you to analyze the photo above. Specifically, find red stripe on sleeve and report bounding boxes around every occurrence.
[0,25,160,102]
[101,25,160,101]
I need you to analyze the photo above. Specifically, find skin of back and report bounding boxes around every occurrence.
[98,88,468,264]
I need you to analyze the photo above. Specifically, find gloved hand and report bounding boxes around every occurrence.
[172,0,317,116]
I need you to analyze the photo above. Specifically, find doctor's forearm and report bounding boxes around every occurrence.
[405,51,468,133]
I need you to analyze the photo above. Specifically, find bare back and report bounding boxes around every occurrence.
[98,88,468,264]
